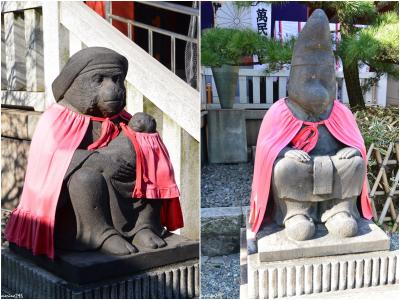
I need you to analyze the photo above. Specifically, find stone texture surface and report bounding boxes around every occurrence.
[257,219,390,262]
[1,108,41,140]
[1,109,40,210]
[2,248,199,299]
[207,109,248,163]
[10,233,199,284]
[201,207,244,256]
[1,137,30,210]
[241,228,399,299]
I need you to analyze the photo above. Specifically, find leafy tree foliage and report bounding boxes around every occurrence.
[231,1,399,108]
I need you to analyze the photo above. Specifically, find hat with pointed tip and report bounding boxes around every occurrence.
[291,9,335,67]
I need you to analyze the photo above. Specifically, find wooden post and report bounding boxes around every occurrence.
[376,73,388,107]
[24,8,44,92]
[162,114,182,234]
[4,11,26,91]
[211,75,219,104]
[42,2,68,108]
[143,98,163,135]
[69,31,83,57]
[342,78,349,104]
[163,114,199,240]
[179,129,199,240]
[266,76,274,104]
[239,76,247,104]
[278,76,287,99]
[252,76,260,104]
[201,72,207,105]
[125,81,144,114]
[1,17,7,90]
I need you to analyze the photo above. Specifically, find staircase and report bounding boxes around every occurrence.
[1,1,199,239]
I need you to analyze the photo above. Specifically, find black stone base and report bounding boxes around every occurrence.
[9,233,199,284]
[2,248,199,298]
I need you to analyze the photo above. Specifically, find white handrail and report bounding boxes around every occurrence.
[60,2,199,141]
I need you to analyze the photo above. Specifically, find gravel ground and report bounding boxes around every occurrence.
[389,232,399,250]
[201,253,240,299]
[201,163,253,208]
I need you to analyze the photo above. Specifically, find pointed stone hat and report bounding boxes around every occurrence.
[291,9,335,67]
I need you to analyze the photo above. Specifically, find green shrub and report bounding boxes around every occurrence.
[201,28,264,67]
[354,105,399,154]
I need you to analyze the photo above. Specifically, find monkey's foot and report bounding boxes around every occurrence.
[285,214,315,241]
[133,228,167,249]
[325,212,358,238]
[101,234,138,255]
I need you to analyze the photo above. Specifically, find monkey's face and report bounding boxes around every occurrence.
[62,68,126,117]
[287,63,336,117]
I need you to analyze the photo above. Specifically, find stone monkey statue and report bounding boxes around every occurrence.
[5,47,182,259]
[272,10,363,240]
[249,10,372,241]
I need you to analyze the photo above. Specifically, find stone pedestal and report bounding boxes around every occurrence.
[207,109,247,163]
[241,221,398,299]
[257,219,390,262]
[2,249,199,299]
[2,234,199,298]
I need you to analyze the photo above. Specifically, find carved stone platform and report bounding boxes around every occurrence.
[256,219,390,262]
[7,233,198,285]
[241,222,398,299]
[2,248,199,299]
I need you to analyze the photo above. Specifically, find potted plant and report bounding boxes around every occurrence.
[201,28,263,109]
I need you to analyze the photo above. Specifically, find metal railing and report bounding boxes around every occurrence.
[106,1,199,79]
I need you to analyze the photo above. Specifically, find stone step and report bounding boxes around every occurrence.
[201,206,249,256]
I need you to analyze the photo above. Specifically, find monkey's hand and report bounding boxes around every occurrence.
[336,147,361,159]
[284,149,311,162]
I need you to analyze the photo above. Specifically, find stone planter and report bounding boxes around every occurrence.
[212,65,239,109]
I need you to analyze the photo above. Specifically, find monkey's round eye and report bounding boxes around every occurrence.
[112,75,120,83]
[95,75,103,83]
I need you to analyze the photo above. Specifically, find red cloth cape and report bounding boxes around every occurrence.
[5,104,182,258]
[249,99,373,234]
[120,123,184,231]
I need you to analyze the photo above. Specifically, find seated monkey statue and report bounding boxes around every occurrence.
[5,47,183,259]
[249,10,372,241]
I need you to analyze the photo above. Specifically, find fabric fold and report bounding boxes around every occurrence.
[5,104,132,259]
[120,124,184,231]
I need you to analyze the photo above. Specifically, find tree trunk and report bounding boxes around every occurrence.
[342,58,365,108]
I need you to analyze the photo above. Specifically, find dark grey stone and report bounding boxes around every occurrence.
[9,233,198,284]
[270,9,366,240]
[201,207,244,256]
[173,269,180,298]
[6,47,181,260]
[2,248,198,299]
[207,109,248,163]
[165,270,173,299]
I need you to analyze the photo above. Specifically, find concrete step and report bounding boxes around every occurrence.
[201,206,249,256]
